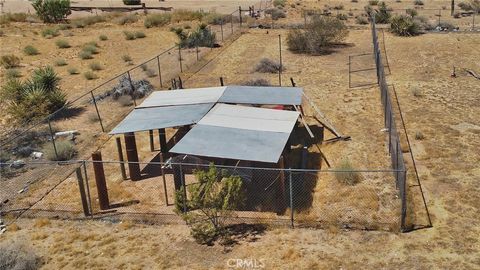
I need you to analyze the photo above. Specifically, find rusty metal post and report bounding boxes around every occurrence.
[290,77,296,87]
[76,167,90,216]
[239,6,242,27]
[220,77,224,86]
[124,132,141,180]
[115,137,127,180]
[92,152,109,210]
[82,161,93,217]
[90,91,105,132]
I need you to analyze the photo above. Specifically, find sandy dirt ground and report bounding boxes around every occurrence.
[1,0,480,269]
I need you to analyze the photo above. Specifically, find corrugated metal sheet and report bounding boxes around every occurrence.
[170,125,290,163]
[137,87,226,108]
[219,86,303,105]
[109,103,214,134]
[198,104,299,133]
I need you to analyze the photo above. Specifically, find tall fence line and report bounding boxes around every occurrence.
[370,16,409,231]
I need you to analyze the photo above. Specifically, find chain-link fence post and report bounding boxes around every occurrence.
[115,137,127,180]
[76,166,90,216]
[127,71,137,106]
[180,163,187,213]
[83,160,93,217]
[47,118,58,160]
[289,169,294,228]
[178,45,183,73]
[90,90,105,132]
[156,55,163,89]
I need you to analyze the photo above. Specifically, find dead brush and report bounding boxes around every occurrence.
[0,242,40,270]
[255,58,285,73]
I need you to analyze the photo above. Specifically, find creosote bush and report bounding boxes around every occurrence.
[335,159,362,185]
[265,8,287,20]
[83,71,98,80]
[390,15,421,36]
[24,45,40,56]
[255,58,285,73]
[41,27,60,38]
[114,14,138,25]
[32,0,70,23]
[287,16,348,55]
[134,31,146,38]
[1,54,21,68]
[123,31,136,40]
[43,140,76,161]
[67,67,79,75]
[99,34,108,41]
[89,62,103,71]
[122,54,132,62]
[78,50,93,60]
[54,58,67,66]
[144,13,171,28]
[5,69,22,79]
[174,24,216,48]
[175,165,245,245]
[55,39,70,48]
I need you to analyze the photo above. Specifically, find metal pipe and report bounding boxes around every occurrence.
[124,132,141,180]
[115,137,127,180]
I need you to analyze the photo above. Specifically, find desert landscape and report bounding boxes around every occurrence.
[1,0,479,269]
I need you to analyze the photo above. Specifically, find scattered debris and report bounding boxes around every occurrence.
[92,75,154,102]
[54,130,79,139]
[10,160,25,169]
[30,152,43,160]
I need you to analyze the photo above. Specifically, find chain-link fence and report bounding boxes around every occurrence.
[1,160,401,231]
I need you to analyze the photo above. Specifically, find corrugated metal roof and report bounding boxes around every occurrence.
[198,104,299,133]
[109,103,214,134]
[219,86,303,105]
[137,87,226,108]
[170,125,290,163]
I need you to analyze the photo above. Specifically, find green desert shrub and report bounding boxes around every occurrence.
[88,62,102,71]
[78,50,93,59]
[134,31,146,38]
[369,0,379,5]
[41,27,59,38]
[123,31,136,40]
[335,159,362,185]
[415,131,425,140]
[43,140,76,161]
[99,34,108,41]
[374,2,392,23]
[203,13,228,25]
[0,66,66,121]
[0,54,21,69]
[32,0,71,23]
[458,0,480,12]
[287,15,348,54]
[70,15,107,28]
[406,8,418,18]
[414,0,424,6]
[355,16,369,24]
[5,69,22,79]
[122,54,132,62]
[55,39,71,48]
[83,71,97,80]
[144,13,172,28]
[390,15,421,36]
[255,58,285,73]
[0,13,29,25]
[171,9,206,22]
[174,24,216,48]
[114,14,138,25]
[82,44,99,54]
[273,0,286,8]
[54,58,67,66]
[24,45,40,55]
[67,67,79,74]
[243,78,271,86]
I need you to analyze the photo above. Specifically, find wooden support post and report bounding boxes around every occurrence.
[92,152,109,210]
[124,132,141,181]
[239,6,242,27]
[76,167,90,216]
[116,137,127,180]
[220,77,224,86]
[156,55,163,88]
[149,130,154,151]
[158,128,167,153]
[290,77,296,87]
[178,45,183,73]
[277,155,286,214]
[90,91,105,132]
[300,146,308,169]
[178,76,183,89]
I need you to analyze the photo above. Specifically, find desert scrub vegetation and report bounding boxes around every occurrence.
[173,24,216,48]
[413,0,424,6]
[123,31,136,40]
[265,8,287,20]
[99,34,108,41]
[43,140,76,161]
[78,50,93,59]
[144,13,172,28]
[24,45,40,56]
[70,15,107,28]
[114,14,138,25]
[41,27,59,38]
[134,31,146,38]
[335,159,362,185]
[0,242,41,270]
[255,58,285,73]
[0,13,34,25]
[415,131,425,140]
[390,15,421,36]
[0,66,66,121]
[273,0,286,8]
[89,62,103,71]
[1,54,21,68]
[55,39,71,48]
[32,0,70,23]
[171,9,206,23]
[67,67,79,75]
[54,58,68,66]
[287,16,348,55]
[122,54,133,63]
[243,78,271,86]
[83,71,98,80]
[458,0,480,12]
[5,69,22,79]
[175,165,245,245]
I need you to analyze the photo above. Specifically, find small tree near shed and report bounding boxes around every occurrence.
[32,0,71,23]
[175,165,245,245]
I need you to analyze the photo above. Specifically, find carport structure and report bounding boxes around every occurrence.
[110,86,304,179]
